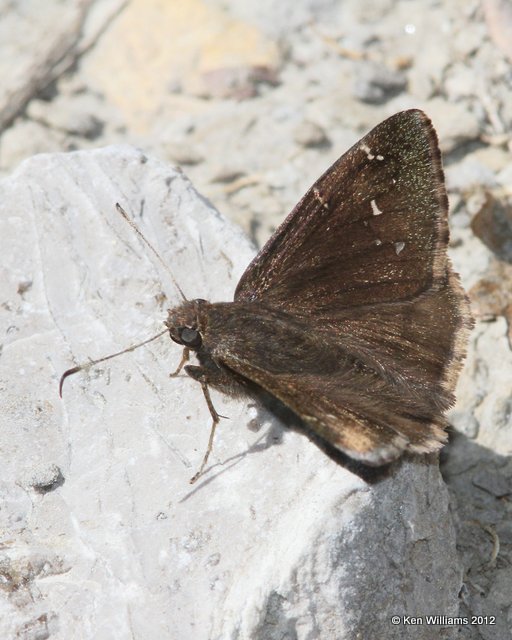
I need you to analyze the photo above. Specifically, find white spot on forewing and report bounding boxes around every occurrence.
[376,154,384,161]
[313,187,329,210]
[394,241,405,255]
[375,239,382,246]
[371,199,383,216]
[359,143,375,160]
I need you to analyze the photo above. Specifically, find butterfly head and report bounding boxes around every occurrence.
[165,298,209,350]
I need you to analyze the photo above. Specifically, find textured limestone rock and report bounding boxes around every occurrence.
[0,146,462,639]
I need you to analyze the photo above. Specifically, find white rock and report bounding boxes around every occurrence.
[0,146,462,639]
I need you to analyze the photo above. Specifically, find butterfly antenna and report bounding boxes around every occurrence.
[59,329,168,397]
[115,203,187,301]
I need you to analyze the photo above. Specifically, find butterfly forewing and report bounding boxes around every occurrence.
[235,109,448,311]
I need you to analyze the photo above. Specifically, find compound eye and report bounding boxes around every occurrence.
[179,327,202,348]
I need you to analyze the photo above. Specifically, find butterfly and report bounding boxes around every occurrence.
[162,109,473,480]
[61,109,472,483]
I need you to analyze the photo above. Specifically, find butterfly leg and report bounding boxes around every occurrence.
[185,364,224,484]
[169,347,190,377]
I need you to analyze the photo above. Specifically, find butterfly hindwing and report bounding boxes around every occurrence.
[204,301,449,464]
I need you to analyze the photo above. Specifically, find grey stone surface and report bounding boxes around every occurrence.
[0,0,125,131]
[1,0,511,636]
[0,146,462,639]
